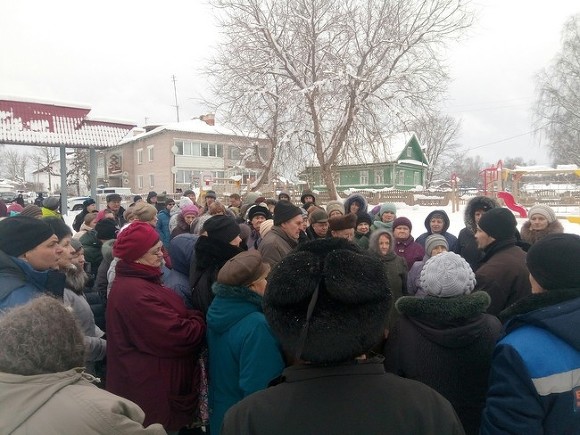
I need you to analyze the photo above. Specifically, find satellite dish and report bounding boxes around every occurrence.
[123,178,130,185]
[122,171,129,177]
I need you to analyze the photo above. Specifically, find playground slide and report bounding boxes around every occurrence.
[497,191,528,218]
[568,216,580,224]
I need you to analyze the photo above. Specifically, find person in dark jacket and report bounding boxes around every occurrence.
[165,233,199,309]
[457,196,499,270]
[221,238,465,435]
[72,198,97,232]
[416,209,458,252]
[258,200,302,268]
[305,208,329,241]
[343,193,368,215]
[385,252,501,435]
[105,194,126,228]
[474,208,531,315]
[106,221,206,433]
[392,216,425,270]
[407,234,448,297]
[80,218,118,278]
[156,198,174,248]
[481,233,580,434]
[189,215,243,314]
[354,212,372,249]
[206,251,284,434]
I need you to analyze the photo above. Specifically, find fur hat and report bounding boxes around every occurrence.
[356,212,372,227]
[477,208,516,241]
[43,196,60,211]
[264,238,391,363]
[274,200,302,226]
[0,296,84,375]
[425,234,448,257]
[328,213,357,231]
[132,202,157,222]
[0,216,54,257]
[325,200,344,216]
[113,221,159,262]
[527,233,580,291]
[204,215,240,244]
[309,209,329,224]
[247,204,272,221]
[43,217,72,240]
[19,204,43,219]
[392,216,412,232]
[420,252,476,297]
[217,251,270,287]
[528,204,557,224]
[94,218,118,241]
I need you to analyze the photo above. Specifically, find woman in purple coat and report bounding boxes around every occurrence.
[392,217,425,270]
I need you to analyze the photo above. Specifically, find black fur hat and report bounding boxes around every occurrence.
[263,238,391,363]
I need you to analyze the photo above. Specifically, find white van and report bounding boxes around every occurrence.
[96,187,133,196]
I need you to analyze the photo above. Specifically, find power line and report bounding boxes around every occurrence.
[465,125,546,152]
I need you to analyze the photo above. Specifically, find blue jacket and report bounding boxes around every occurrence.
[0,250,65,314]
[415,209,459,252]
[156,209,171,247]
[206,283,284,434]
[165,234,199,309]
[481,290,580,434]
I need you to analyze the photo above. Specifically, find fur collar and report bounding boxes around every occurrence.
[520,219,564,245]
[212,282,263,306]
[396,291,491,323]
[498,288,580,323]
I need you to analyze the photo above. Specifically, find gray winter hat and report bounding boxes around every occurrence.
[424,234,448,258]
[420,252,476,297]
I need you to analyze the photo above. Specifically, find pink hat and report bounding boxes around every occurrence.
[181,205,199,217]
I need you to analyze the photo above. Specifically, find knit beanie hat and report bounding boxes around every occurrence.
[205,190,217,199]
[43,217,72,240]
[133,195,143,203]
[264,238,391,363]
[181,205,199,217]
[94,218,118,241]
[70,238,83,252]
[477,208,516,241]
[325,200,345,216]
[204,215,241,244]
[217,251,271,287]
[309,209,329,224]
[0,216,55,257]
[528,204,557,224]
[356,212,372,227]
[83,198,96,208]
[179,196,193,208]
[19,204,43,219]
[328,213,357,231]
[380,203,397,215]
[274,200,302,226]
[260,219,274,237]
[392,216,412,231]
[113,221,160,262]
[43,196,60,211]
[526,233,580,290]
[132,202,157,222]
[146,191,157,202]
[420,252,476,297]
[425,234,449,257]
[247,204,272,221]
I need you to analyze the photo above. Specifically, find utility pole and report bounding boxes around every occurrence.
[171,75,180,122]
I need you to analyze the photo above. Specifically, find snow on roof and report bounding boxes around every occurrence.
[512,164,579,173]
[341,131,418,164]
[0,95,91,110]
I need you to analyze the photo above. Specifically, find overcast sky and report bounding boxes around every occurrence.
[1,0,579,167]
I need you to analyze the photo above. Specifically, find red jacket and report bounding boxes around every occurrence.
[106,260,206,430]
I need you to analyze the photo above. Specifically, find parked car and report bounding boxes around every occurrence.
[68,196,92,211]
[0,191,18,203]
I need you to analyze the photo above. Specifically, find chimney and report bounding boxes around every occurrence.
[199,113,215,126]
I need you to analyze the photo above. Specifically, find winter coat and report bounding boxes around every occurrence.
[520,219,564,246]
[370,218,393,232]
[221,359,465,435]
[63,288,106,376]
[156,208,172,247]
[305,225,326,241]
[474,239,531,316]
[354,231,369,249]
[457,196,500,270]
[394,235,425,270]
[343,193,368,214]
[72,208,89,233]
[206,283,285,434]
[41,207,61,218]
[170,213,193,240]
[80,230,104,276]
[481,290,580,434]
[0,369,166,435]
[258,226,299,268]
[189,236,243,315]
[384,292,501,435]
[415,209,459,252]
[106,260,206,430]
[165,234,199,309]
[73,222,93,240]
[0,251,65,314]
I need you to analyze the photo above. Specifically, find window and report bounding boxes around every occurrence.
[138,175,144,189]
[398,170,405,185]
[149,174,154,188]
[147,145,154,162]
[176,170,195,184]
[414,171,421,186]
[406,147,413,158]
[359,170,368,185]
[137,149,143,164]
[375,171,383,185]
[230,147,241,160]
[174,140,223,158]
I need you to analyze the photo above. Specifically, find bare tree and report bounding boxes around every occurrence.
[451,154,486,189]
[535,14,580,166]
[0,148,28,182]
[208,0,472,198]
[30,147,59,192]
[68,149,91,195]
[408,111,461,186]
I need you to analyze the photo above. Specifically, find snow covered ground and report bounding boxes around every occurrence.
[64,203,580,237]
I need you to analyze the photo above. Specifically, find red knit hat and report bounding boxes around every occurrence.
[113,221,160,262]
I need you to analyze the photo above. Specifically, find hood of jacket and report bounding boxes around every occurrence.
[520,219,564,245]
[423,209,450,234]
[343,193,368,214]
[464,196,500,233]
[0,369,91,433]
[368,229,394,255]
[207,282,263,334]
[395,292,496,348]
[168,234,199,275]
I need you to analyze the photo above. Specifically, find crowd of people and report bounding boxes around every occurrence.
[0,189,579,434]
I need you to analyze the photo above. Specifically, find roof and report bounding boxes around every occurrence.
[0,96,136,149]
[341,132,420,164]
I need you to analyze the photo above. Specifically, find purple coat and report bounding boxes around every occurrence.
[394,236,425,270]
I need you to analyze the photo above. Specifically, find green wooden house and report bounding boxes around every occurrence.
[300,133,428,192]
